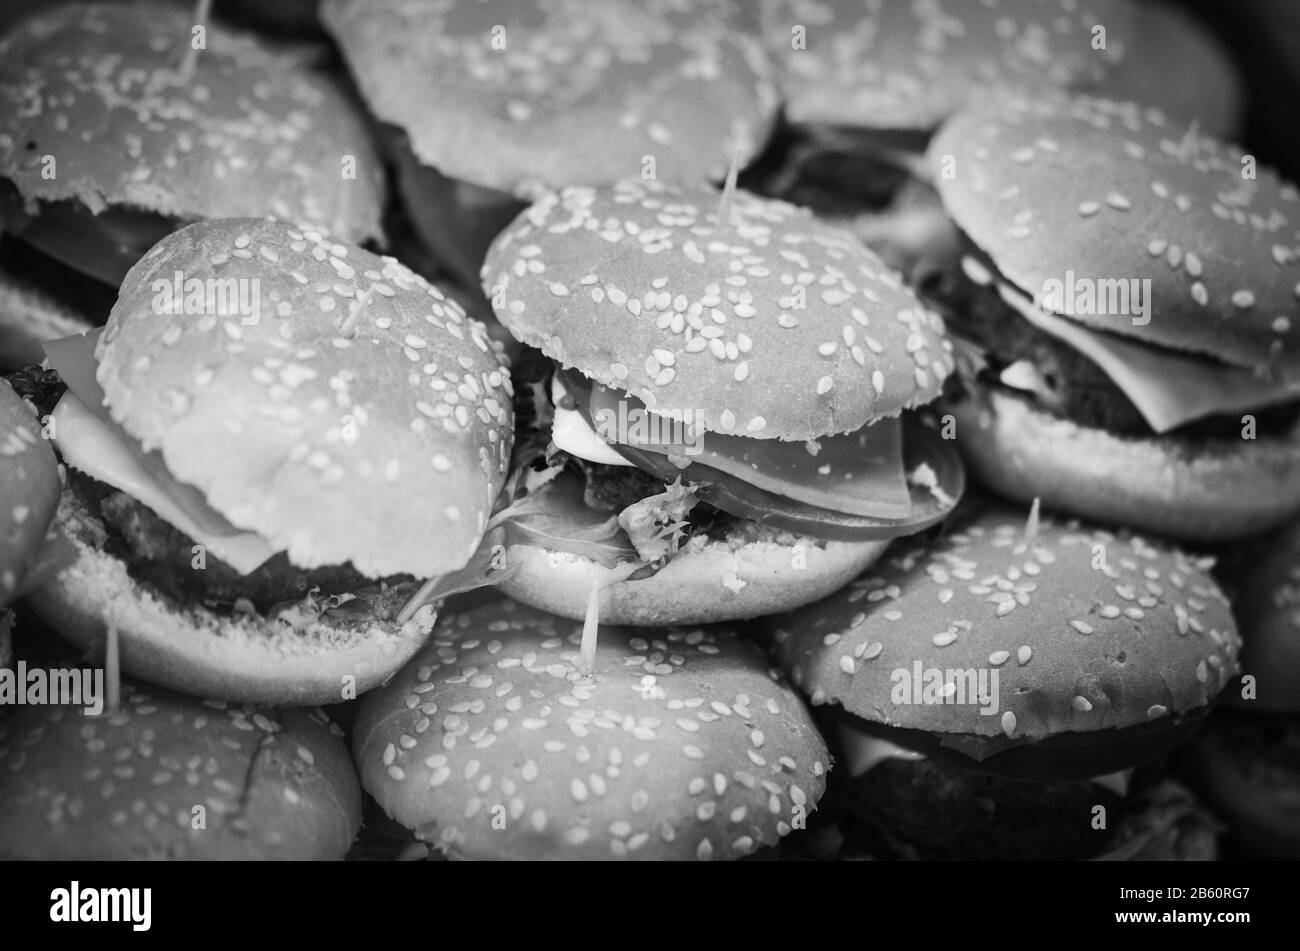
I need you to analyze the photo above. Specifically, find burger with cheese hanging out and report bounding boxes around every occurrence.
[927,94,1300,542]
[768,499,1241,860]
[478,175,963,626]
[18,217,513,705]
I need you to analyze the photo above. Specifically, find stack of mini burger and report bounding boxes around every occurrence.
[1,213,513,857]
[342,158,968,857]
[4,0,1294,863]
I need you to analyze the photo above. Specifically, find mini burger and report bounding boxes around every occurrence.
[928,95,1300,542]
[768,501,1241,860]
[755,0,1130,161]
[480,177,963,626]
[1178,518,1300,859]
[22,217,514,705]
[0,1,385,288]
[321,0,779,286]
[0,681,361,859]
[352,597,829,860]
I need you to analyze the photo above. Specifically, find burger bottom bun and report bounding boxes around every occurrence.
[498,529,889,626]
[25,489,438,706]
[950,389,1300,543]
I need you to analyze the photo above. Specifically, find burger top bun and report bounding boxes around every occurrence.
[1231,520,1300,714]
[0,377,59,606]
[97,218,514,579]
[758,0,1129,131]
[484,178,954,441]
[1095,0,1243,141]
[771,502,1241,742]
[354,598,829,860]
[0,683,361,859]
[930,95,1300,375]
[0,2,384,243]
[321,0,777,200]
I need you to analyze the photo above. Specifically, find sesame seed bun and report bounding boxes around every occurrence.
[484,179,954,441]
[321,0,778,199]
[0,377,59,606]
[99,218,514,580]
[0,682,361,860]
[0,2,384,242]
[25,485,439,706]
[948,387,1300,543]
[353,598,829,860]
[758,0,1128,131]
[771,502,1240,747]
[498,527,889,626]
[0,268,95,370]
[1095,0,1242,140]
[930,95,1300,373]
[1229,519,1300,713]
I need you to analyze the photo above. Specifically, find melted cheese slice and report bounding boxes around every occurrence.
[998,282,1300,435]
[43,330,277,575]
[839,725,927,777]
[51,393,277,575]
[585,379,912,519]
[550,374,633,467]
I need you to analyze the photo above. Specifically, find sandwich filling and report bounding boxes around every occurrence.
[487,351,962,573]
[932,247,1300,440]
[12,341,413,626]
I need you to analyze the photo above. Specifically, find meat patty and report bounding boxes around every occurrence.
[65,465,400,614]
